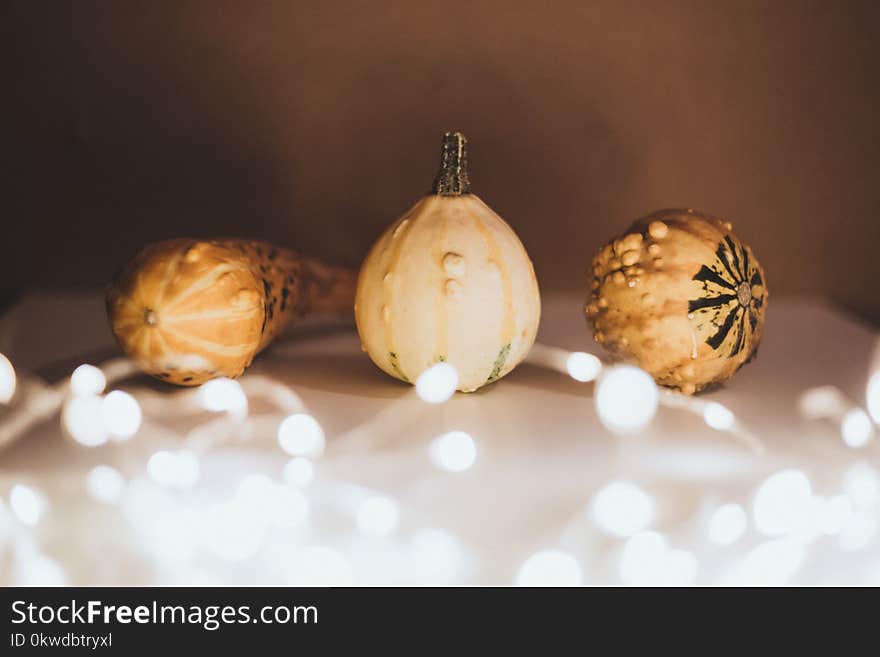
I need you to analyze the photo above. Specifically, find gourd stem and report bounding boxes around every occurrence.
[431,132,470,195]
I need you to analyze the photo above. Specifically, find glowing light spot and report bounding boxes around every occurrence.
[147,450,199,489]
[409,528,463,584]
[566,352,602,382]
[814,494,853,536]
[62,395,108,447]
[429,430,477,472]
[284,546,353,586]
[150,509,202,562]
[838,508,878,551]
[0,353,17,403]
[357,496,400,538]
[70,364,106,397]
[733,537,805,585]
[237,474,309,530]
[277,413,325,457]
[415,362,458,404]
[516,549,583,586]
[752,469,813,537]
[198,378,247,418]
[798,386,847,419]
[9,484,46,526]
[703,402,735,430]
[205,501,266,562]
[591,481,654,537]
[843,463,880,508]
[708,503,747,546]
[101,390,142,440]
[619,531,698,586]
[841,408,873,448]
[13,552,67,586]
[282,458,314,487]
[595,365,658,433]
[86,465,125,504]
[868,371,880,425]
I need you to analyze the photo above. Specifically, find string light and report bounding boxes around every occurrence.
[516,549,583,586]
[277,413,325,458]
[595,365,658,433]
[101,390,142,440]
[70,364,106,397]
[798,386,848,419]
[415,362,458,404]
[841,408,873,448]
[429,431,477,472]
[707,503,748,546]
[591,481,654,537]
[0,352,17,403]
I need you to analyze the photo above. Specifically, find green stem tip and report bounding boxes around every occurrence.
[431,132,470,195]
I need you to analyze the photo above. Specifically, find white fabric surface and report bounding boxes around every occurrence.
[0,292,878,585]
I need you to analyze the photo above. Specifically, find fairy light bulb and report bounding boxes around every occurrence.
[356,496,400,538]
[9,484,46,526]
[752,469,813,537]
[86,465,126,504]
[415,362,458,404]
[707,503,747,546]
[595,365,658,433]
[516,549,583,586]
[62,395,109,447]
[0,353,17,403]
[591,481,654,537]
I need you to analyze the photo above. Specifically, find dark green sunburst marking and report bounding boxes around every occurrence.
[694,265,737,291]
[716,241,741,285]
[486,343,511,383]
[724,236,745,280]
[707,306,741,350]
[688,294,737,313]
[730,312,747,356]
[388,351,409,382]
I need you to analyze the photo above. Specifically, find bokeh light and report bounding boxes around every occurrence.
[70,364,106,397]
[752,469,813,537]
[9,484,46,526]
[62,395,108,447]
[282,458,314,487]
[619,531,698,586]
[595,365,658,433]
[86,465,125,504]
[198,378,248,418]
[516,549,583,586]
[703,402,735,431]
[429,431,477,472]
[415,362,458,404]
[0,352,15,404]
[707,503,747,546]
[277,413,325,457]
[357,496,400,538]
[591,481,654,537]
[566,352,602,382]
[841,408,873,448]
[147,450,199,489]
[101,390,142,440]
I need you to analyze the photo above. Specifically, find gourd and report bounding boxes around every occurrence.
[586,209,768,394]
[106,239,356,385]
[355,132,541,392]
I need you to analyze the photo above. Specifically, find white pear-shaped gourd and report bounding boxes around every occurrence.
[355,132,541,392]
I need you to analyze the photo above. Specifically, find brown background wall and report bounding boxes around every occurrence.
[4,0,879,323]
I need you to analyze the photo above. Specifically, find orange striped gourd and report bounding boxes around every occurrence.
[107,239,356,385]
